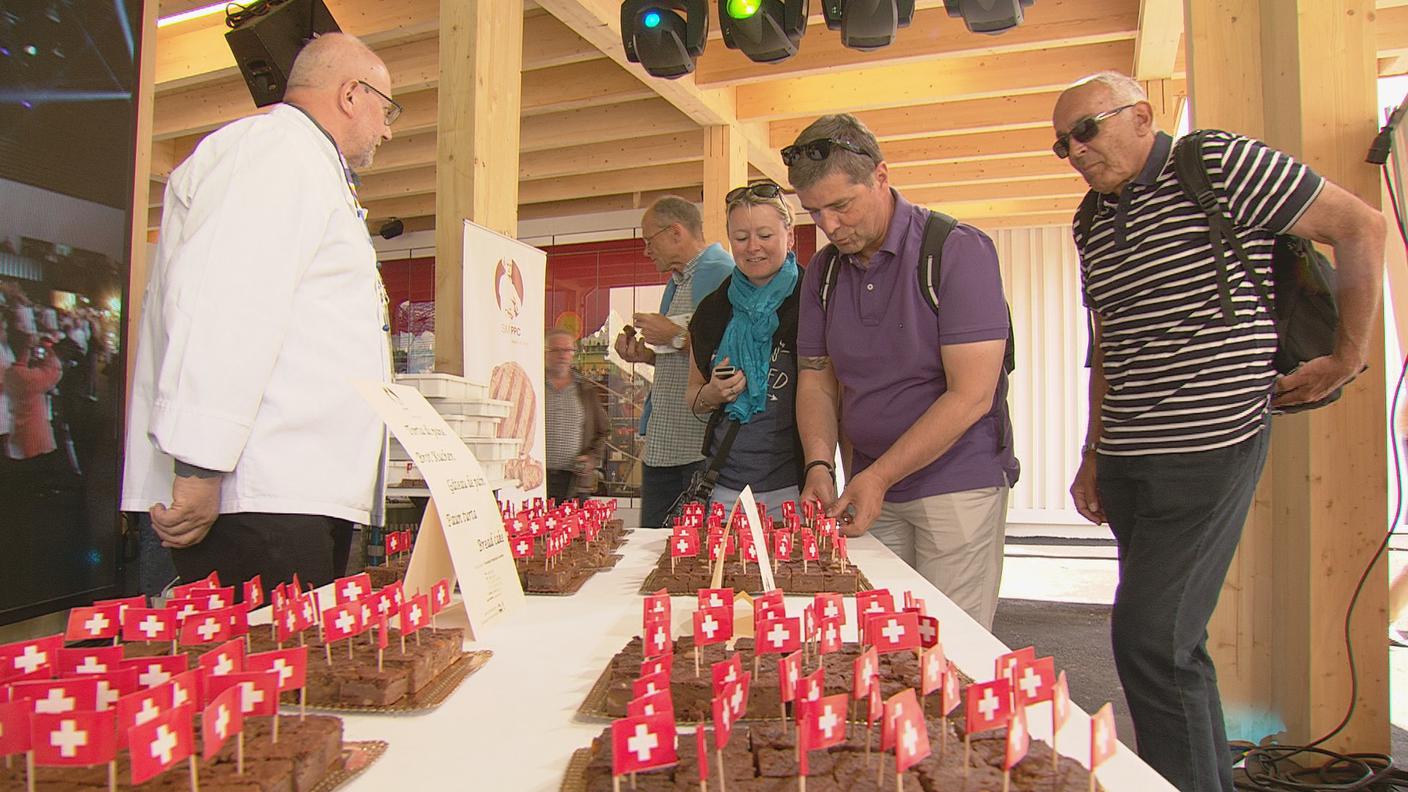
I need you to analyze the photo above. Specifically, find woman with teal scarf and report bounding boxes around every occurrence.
[685,181,804,521]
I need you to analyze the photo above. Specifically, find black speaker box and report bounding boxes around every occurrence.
[225,0,341,107]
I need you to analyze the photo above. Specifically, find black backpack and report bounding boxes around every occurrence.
[816,211,1017,373]
[1075,130,1349,413]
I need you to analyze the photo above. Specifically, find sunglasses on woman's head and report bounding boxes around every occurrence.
[1052,104,1136,159]
[725,180,784,205]
[780,138,874,167]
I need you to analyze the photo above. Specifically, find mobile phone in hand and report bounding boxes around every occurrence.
[712,365,737,379]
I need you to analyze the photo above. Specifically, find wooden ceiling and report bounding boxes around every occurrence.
[148,0,1408,234]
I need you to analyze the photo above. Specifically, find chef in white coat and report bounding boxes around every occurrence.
[122,33,395,592]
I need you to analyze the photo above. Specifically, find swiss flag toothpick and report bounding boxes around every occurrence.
[818,615,843,655]
[868,612,921,655]
[202,684,244,761]
[966,678,1013,735]
[627,689,673,719]
[693,607,732,648]
[0,699,32,757]
[1051,670,1072,768]
[754,616,801,656]
[122,607,178,644]
[243,575,265,609]
[31,709,116,767]
[917,615,940,649]
[1005,706,1031,778]
[11,677,99,715]
[1014,656,1056,707]
[710,655,743,698]
[127,703,194,785]
[56,646,123,677]
[64,605,120,643]
[920,645,945,698]
[120,655,189,690]
[332,573,373,605]
[611,712,678,776]
[995,646,1037,690]
[115,684,172,749]
[806,693,849,751]
[852,646,879,701]
[0,635,60,681]
[888,688,931,775]
[1090,702,1118,783]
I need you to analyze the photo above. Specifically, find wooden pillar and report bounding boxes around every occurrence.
[434,1,524,375]
[702,124,748,246]
[127,0,159,395]
[1187,0,1390,753]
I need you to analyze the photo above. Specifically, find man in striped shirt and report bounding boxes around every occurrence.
[1055,71,1384,792]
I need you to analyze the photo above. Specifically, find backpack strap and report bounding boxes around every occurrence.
[1171,131,1275,324]
[1073,190,1100,244]
[816,244,842,315]
[916,211,958,313]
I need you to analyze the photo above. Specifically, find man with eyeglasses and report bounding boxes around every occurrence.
[123,33,401,594]
[790,114,1019,630]
[1053,71,1384,792]
[614,197,733,529]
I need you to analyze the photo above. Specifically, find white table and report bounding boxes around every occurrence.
[336,530,1175,792]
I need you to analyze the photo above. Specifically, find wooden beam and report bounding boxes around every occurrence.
[966,212,1079,231]
[1142,78,1188,132]
[695,0,1139,87]
[520,60,657,116]
[521,131,705,181]
[155,54,642,141]
[918,195,1084,219]
[1133,0,1184,79]
[1376,4,1408,53]
[154,0,440,91]
[889,155,1073,189]
[770,92,1064,148]
[354,133,708,201]
[702,125,749,244]
[434,1,524,375]
[520,99,697,152]
[520,162,704,205]
[882,128,1057,166]
[736,40,1139,121]
[534,0,787,184]
[905,176,1091,206]
[517,187,704,222]
[129,0,159,395]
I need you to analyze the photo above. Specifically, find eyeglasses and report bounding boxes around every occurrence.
[357,80,403,126]
[780,138,874,167]
[725,180,784,205]
[1052,104,1136,159]
[642,223,675,249]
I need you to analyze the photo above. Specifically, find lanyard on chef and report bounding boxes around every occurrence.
[287,103,367,220]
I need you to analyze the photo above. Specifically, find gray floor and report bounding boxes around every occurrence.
[990,535,1408,769]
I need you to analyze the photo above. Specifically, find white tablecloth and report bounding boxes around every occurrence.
[336,530,1175,792]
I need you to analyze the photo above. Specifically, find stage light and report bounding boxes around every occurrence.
[719,0,807,64]
[821,0,915,51]
[621,1,708,80]
[943,0,1034,34]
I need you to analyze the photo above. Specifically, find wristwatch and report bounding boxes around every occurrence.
[670,331,686,350]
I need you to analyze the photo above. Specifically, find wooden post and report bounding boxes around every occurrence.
[433,0,524,375]
[1186,0,1389,753]
[702,125,749,246]
[126,0,158,397]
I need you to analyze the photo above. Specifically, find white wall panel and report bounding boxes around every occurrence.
[991,225,1089,528]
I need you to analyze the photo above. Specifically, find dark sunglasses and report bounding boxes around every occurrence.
[725,180,784,205]
[781,138,874,167]
[357,79,403,125]
[1052,104,1136,159]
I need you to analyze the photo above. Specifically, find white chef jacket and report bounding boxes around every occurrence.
[121,104,390,525]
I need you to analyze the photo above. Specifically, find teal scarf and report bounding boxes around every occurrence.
[716,252,799,423]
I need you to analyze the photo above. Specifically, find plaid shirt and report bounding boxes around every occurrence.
[642,252,728,467]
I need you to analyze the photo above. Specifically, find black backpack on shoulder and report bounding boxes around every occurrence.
[815,211,1017,373]
[1075,130,1350,413]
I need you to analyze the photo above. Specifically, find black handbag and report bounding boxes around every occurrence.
[660,417,742,529]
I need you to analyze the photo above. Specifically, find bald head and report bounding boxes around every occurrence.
[287,33,385,91]
[1052,70,1157,194]
[283,33,395,170]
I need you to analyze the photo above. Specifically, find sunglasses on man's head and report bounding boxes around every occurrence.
[1052,104,1136,159]
[725,180,784,205]
[781,138,874,167]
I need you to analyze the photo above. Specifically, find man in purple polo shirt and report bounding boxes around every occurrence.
[790,114,1019,629]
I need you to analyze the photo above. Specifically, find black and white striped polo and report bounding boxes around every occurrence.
[1074,129,1324,456]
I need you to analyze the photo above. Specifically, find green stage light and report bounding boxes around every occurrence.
[726,0,762,19]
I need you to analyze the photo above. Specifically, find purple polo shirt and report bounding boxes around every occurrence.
[797,190,1018,502]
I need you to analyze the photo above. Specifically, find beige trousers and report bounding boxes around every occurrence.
[866,486,1009,630]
